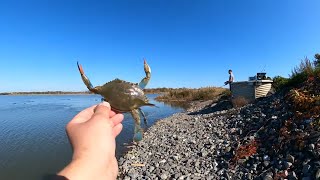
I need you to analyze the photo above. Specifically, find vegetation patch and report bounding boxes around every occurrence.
[154,87,228,102]
[272,54,320,91]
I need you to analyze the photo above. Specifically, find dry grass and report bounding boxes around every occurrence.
[144,88,175,94]
[231,96,249,108]
[154,87,228,102]
[291,57,314,77]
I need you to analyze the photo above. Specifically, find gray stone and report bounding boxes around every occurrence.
[314,161,320,168]
[302,164,311,175]
[217,169,224,176]
[200,150,208,157]
[263,175,273,180]
[316,169,320,179]
[173,155,179,161]
[301,177,311,180]
[128,171,138,179]
[263,161,270,167]
[286,154,295,163]
[149,166,155,172]
[283,161,293,169]
[238,159,246,164]
[263,155,270,161]
[308,144,315,150]
[160,173,168,180]
[195,161,200,167]
[288,171,298,180]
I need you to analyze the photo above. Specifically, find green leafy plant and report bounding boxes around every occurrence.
[272,76,289,91]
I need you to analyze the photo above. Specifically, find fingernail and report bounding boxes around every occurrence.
[101,101,110,108]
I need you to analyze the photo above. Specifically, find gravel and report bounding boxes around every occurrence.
[118,92,320,179]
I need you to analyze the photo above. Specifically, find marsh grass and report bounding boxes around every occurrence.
[154,87,228,102]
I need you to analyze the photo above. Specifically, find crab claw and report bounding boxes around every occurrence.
[139,59,151,89]
[77,62,84,75]
[144,58,151,76]
[77,62,99,94]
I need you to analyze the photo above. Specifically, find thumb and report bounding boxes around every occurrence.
[93,101,111,119]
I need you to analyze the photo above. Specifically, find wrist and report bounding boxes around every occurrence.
[58,157,112,180]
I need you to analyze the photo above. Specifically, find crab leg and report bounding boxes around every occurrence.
[138,108,148,126]
[77,62,101,94]
[138,59,151,89]
[130,109,144,142]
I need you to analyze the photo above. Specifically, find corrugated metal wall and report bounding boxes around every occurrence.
[255,83,272,98]
[230,81,272,102]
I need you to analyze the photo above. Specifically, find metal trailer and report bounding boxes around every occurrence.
[230,79,273,102]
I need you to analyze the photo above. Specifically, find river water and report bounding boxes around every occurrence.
[0,94,184,180]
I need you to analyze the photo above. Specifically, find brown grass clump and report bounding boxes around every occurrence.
[287,69,320,119]
[232,140,258,163]
[154,87,228,102]
[231,96,249,108]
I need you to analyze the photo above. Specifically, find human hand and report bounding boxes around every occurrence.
[58,102,124,180]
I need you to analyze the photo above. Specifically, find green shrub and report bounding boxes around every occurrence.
[272,76,289,91]
[291,57,314,77]
[272,55,320,92]
[287,71,309,88]
[315,53,320,68]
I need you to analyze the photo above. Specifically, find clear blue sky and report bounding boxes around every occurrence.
[0,0,319,92]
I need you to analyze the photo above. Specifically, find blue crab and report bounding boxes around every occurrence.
[77,59,153,141]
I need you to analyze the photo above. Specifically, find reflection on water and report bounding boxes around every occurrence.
[161,100,190,110]
[0,94,184,180]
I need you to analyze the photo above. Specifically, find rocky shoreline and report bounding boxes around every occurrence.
[118,92,320,179]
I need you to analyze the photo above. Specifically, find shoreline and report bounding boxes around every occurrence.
[117,93,320,179]
[1,93,93,96]
[0,92,91,95]
[0,92,164,96]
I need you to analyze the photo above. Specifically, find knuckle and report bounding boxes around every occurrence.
[65,122,72,131]
[93,112,107,118]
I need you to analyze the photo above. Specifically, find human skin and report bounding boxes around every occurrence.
[58,102,124,180]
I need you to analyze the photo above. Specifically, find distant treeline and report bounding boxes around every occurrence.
[0,91,92,95]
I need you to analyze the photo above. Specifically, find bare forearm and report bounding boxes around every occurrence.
[58,158,114,180]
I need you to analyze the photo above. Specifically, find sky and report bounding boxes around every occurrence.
[0,0,319,92]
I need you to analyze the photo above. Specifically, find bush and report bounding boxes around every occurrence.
[272,76,289,91]
[287,71,309,88]
[291,57,314,77]
[315,53,320,68]
[273,56,319,92]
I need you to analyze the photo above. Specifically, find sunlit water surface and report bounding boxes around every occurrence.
[0,94,184,180]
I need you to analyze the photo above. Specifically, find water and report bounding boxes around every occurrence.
[0,94,184,180]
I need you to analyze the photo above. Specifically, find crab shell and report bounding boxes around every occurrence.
[97,79,154,112]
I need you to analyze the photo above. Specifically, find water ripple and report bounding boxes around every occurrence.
[0,94,183,180]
